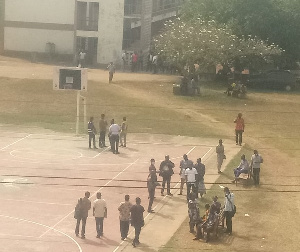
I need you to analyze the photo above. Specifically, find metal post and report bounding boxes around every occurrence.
[76,90,80,135]
[83,96,87,132]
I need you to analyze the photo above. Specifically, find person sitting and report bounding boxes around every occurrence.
[210,196,221,214]
[232,154,249,182]
[188,193,201,234]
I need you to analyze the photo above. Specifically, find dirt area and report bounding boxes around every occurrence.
[0,56,299,252]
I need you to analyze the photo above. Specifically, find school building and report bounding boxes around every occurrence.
[0,0,183,66]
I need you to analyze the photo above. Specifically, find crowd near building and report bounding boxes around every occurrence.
[0,0,184,66]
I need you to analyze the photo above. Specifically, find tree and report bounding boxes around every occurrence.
[181,0,300,66]
[154,18,281,73]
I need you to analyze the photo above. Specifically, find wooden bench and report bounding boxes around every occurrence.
[235,170,252,186]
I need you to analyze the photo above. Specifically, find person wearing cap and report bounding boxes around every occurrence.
[159,155,175,196]
[216,139,225,173]
[179,154,193,195]
[250,150,263,185]
[234,113,245,146]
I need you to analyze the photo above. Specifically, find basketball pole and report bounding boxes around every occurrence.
[76,90,80,135]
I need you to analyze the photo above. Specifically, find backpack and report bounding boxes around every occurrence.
[74,198,83,219]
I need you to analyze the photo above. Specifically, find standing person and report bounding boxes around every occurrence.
[75,191,91,239]
[185,165,198,201]
[159,155,175,196]
[250,150,263,185]
[118,195,132,240]
[108,119,120,154]
[130,197,145,247]
[216,139,225,173]
[88,117,97,149]
[152,55,158,74]
[147,52,153,72]
[131,51,138,72]
[147,169,159,213]
[194,158,206,198]
[93,192,107,238]
[120,116,128,147]
[188,193,200,233]
[122,50,127,71]
[234,113,245,146]
[223,187,234,235]
[78,50,86,68]
[107,62,116,83]
[138,50,144,71]
[179,154,193,195]
[99,114,108,148]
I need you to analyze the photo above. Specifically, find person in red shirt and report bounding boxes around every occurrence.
[234,113,245,146]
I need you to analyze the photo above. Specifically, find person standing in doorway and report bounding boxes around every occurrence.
[179,154,193,195]
[223,187,234,235]
[131,51,138,72]
[130,197,145,247]
[99,114,108,148]
[118,195,132,240]
[88,117,97,149]
[93,192,107,238]
[108,119,120,154]
[75,191,91,239]
[78,50,86,68]
[234,113,245,146]
[250,150,263,185]
[159,155,175,196]
[216,139,225,173]
[120,117,128,147]
[107,62,116,83]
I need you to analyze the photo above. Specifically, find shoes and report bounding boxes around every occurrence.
[89,147,92,149]
[231,180,236,183]
[193,237,200,240]
[132,242,136,247]
[124,145,126,147]
[148,209,155,213]
[93,146,98,149]
[113,151,116,154]
[121,237,125,240]
[236,143,238,145]
[115,152,120,154]
[218,171,222,174]
[239,143,242,146]
[75,233,79,237]
[81,235,85,239]
[178,193,182,195]
[167,193,173,196]
[96,235,100,238]
[161,192,164,196]
[224,230,232,234]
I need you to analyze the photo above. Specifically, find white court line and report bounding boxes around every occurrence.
[0,198,72,206]
[92,146,110,158]
[0,214,82,252]
[39,158,140,239]
[113,146,200,252]
[0,134,31,151]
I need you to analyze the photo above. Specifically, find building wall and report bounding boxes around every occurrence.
[5,0,75,24]
[3,0,75,54]
[97,0,124,64]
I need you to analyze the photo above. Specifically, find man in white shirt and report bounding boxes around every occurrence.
[93,192,107,238]
[224,187,234,235]
[108,119,121,154]
[233,154,249,181]
[250,150,263,185]
[179,154,193,195]
[185,165,198,201]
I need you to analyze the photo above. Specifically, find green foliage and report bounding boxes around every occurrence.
[154,18,281,72]
[181,0,300,65]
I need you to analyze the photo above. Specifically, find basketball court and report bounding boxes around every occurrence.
[0,127,239,252]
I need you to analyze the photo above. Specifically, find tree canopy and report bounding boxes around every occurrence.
[154,18,281,72]
[181,0,300,67]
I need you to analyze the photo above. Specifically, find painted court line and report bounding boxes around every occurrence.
[0,198,72,206]
[39,159,140,239]
[0,134,32,151]
[92,146,110,158]
[0,214,82,252]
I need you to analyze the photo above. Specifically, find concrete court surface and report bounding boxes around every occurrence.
[0,126,241,252]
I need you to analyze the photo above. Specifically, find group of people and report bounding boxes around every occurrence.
[188,187,235,242]
[74,192,145,247]
[88,115,128,154]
